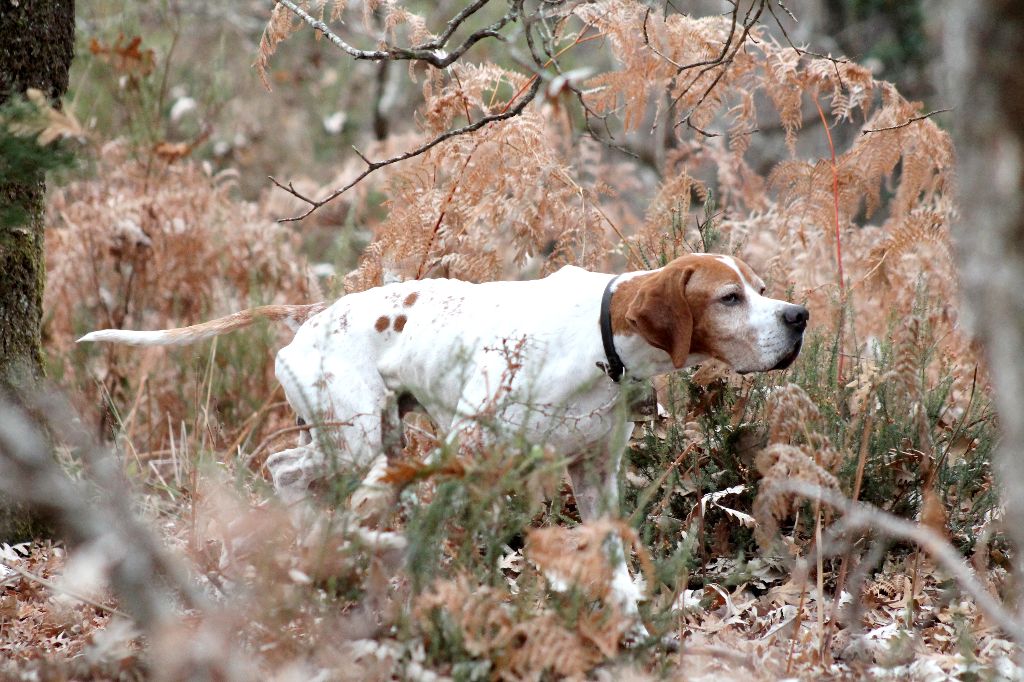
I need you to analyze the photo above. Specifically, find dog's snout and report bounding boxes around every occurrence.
[782,305,809,331]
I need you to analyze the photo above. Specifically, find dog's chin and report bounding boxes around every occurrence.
[726,339,805,375]
[769,339,803,371]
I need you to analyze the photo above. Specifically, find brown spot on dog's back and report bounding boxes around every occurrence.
[394,315,408,332]
[375,315,390,332]
[404,292,418,307]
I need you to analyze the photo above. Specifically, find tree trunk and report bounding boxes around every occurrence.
[940,1,1024,610]
[0,0,75,541]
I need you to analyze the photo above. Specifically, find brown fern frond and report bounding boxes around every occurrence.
[254,3,300,91]
[415,572,616,679]
[526,522,623,600]
[764,47,804,154]
[754,384,845,548]
[765,383,823,444]
[753,444,841,549]
[330,0,347,22]
[383,4,431,46]
[46,142,313,450]
[361,0,384,33]
[415,575,514,657]
[890,316,925,406]
[865,209,952,288]
[499,614,606,680]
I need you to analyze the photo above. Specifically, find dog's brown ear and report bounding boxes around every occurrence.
[625,268,693,368]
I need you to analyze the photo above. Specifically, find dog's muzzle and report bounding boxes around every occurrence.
[770,304,809,370]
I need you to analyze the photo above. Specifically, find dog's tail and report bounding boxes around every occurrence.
[77,302,329,347]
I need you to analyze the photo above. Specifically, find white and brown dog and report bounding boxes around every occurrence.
[80,253,807,620]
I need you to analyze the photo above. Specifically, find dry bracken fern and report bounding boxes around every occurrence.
[415,572,615,681]
[753,384,843,548]
[46,142,314,450]
[254,3,301,91]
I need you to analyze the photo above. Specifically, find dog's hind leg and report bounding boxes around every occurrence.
[268,342,399,524]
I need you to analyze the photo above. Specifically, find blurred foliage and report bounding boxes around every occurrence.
[0,96,78,228]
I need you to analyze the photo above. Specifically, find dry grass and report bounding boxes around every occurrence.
[45,141,317,452]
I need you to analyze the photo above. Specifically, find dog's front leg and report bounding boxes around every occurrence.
[567,447,621,522]
[567,440,647,636]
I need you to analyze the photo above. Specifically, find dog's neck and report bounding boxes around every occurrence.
[601,269,709,380]
[609,333,709,380]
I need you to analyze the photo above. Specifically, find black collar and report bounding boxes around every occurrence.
[599,275,626,382]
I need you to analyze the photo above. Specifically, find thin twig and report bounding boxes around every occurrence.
[672,0,765,135]
[786,558,809,675]
[272,8,603,223]
[246,419,355,467]
[641,7,683,69]
[1,559,129,619]
[775,0,797,22]
[0,395,207,623]
[414,0,494,51]
[815,508,825,658]
[668,0,742,75]
[766,0,850,88]
[861,108,952,135]
[271,77,542,222]
[819,409,876,647]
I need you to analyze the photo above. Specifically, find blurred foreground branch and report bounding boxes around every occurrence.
[0,393,250,679]
[783,480,1024,644]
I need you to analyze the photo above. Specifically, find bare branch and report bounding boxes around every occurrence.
[272,76,543,222]
[775,0,798,22]
[641,7,684,70]
[685,117,721,138]
[861,108,952,134]
[267,176,315,203]
[413,0,493,51]
[659,0,742,74]
[0,392,257,676]
[275,0,518,69]
[350,146,372,166]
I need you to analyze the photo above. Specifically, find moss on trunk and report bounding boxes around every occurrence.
[0,0,75,541]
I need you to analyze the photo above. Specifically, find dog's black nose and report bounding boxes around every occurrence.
[782,305,809,331]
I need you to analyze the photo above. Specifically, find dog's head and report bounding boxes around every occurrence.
[618,253,808,374]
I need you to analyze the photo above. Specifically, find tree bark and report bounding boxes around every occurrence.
[0,0,75,541]
[940,0,1024,612]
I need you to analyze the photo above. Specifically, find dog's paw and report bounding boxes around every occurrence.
[620,620,651,648]
[265,445,324,505]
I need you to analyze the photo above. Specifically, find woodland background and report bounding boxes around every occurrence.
[0,0,1021,679]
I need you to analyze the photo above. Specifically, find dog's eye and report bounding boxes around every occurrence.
[720,292,742,306]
